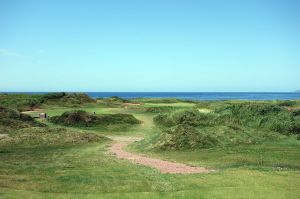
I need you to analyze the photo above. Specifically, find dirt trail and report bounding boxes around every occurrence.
[21,109,44,114]
[108,136,213,174]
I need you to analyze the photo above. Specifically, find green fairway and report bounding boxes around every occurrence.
[1,95,300,198]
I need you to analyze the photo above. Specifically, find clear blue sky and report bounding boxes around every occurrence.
[0,0,299,92]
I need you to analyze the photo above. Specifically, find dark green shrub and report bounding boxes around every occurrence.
[0,107,45,133]
[277,100,297,107]
[110,96,129,103]
[145,106,174,113]
[42,92,67,100]
[172,110,201,126]
[49,110,140,127]
[292,109,300,116]
[214,103,298,134]
[150,102,300,150]
[153,113,175,127]
[291,117,300,134]
[43,93,96,105]
[0,94,44,111]
[155,124,225,150]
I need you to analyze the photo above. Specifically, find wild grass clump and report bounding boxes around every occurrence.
[96,96,131,108]
[0,107,45,133]
[150,102,300,150]
[42,92,96,106]
[49,110,140,127]
[106,96,130,103]
[154,110,216,127]
[145,106,175,113]
[276,100,297,107]
[0,93,96,111]
[153,124,218,150]
[0,94,43,111]
[292,109,300,116]
[215,103,300,135]
[97,96,129,103]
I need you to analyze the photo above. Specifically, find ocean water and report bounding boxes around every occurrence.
[86,92,300,100]
[5,92,300,101]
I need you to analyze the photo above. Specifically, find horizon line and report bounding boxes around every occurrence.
[1,91,299,93]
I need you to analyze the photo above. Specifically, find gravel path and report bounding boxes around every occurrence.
[108,136,213,174]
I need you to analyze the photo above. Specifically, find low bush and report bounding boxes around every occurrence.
[154,124,218,150]
[49,110,140,127]
[0,94,43,111]
[0,107,45,133]
[215,103,298,135]
[43,92,96,105]
[108,96,130,103]
[145,106,175,113]
[277,100,297,107]
[150,102,300,150]
[292,109,300,116]
[0,93,96,111]
[154,110,216,127]
[152,124,279,150]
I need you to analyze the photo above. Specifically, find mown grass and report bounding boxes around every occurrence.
[1,142,300,199]
[1,95,300,198]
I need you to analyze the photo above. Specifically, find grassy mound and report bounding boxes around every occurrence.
[104,96,130,103]
[0,94,44,111]
[0,107,45,134]
[149,103,300,150]
[154,110,215,127]
[0,92,96,111]
[49,110,141,127]
[152,124,279,150]
[96,96,131,108]
[145,106,175,113]
[214,103,300,135]
[0,127,108,148]
[42,92,96,107]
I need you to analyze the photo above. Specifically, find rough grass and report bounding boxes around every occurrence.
[148,103,300,150]
[145,106,175,113]
[97,96,130,103]
[41,92,96,107]
[0,94,43,111]
[0,107,45,134]
[0,92,96,111]
[49,110,141,127]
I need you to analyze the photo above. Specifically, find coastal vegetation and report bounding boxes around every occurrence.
[0,107,45,134]
[49,110,141,127]
[0,92,96,111]
[144,102,300,150]
[0,93,300,198]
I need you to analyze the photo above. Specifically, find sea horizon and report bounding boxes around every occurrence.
[2,92,300,101]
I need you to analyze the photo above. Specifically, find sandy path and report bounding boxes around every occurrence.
[108,136,213,174]
[0,134,9,140]
[21,109,44,114]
